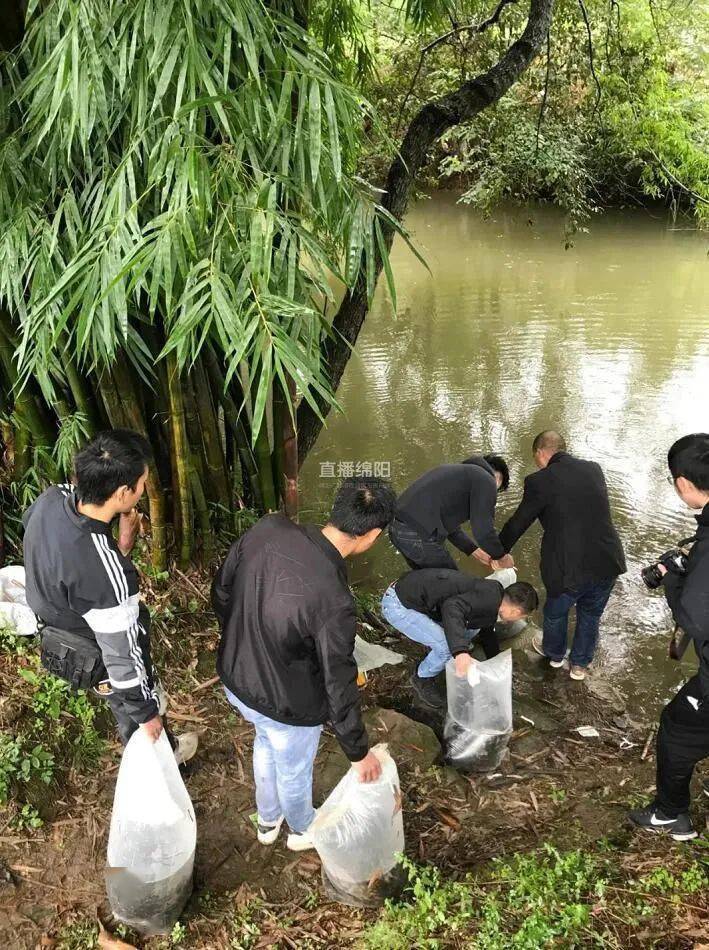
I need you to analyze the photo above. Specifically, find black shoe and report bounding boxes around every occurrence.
[410,672,444,709]
[629,805,697,841]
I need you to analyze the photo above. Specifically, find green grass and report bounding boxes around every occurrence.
[0,627,105,829]
[360,846,708,949]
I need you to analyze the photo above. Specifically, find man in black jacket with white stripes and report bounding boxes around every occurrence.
[23,430,196,762]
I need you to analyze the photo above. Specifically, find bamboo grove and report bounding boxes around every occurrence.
[0,0,409,568]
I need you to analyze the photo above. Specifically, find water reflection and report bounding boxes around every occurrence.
[301,195,709,716]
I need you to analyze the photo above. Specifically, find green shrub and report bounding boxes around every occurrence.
[0,733,54,805]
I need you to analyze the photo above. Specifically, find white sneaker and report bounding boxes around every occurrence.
[173,732,199,765]
[257,815,284,845]
[532,634,564,667]
[286,829,316,852]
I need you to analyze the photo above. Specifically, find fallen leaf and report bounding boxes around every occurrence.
[435,808,461,831]
[98,930,136,949]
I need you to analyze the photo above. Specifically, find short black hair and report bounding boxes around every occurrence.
[74,429,152,505]
[483,454,510,492]
[533,430,566,455]
[668,434,709,491]
[503,581,539,614]
[328,478,396,536]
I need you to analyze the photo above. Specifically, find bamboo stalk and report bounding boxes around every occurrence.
[272,376,298,519]
[254,413,277,512]
[194,356,230,508]
[202,343,263,511]
[103,363,168,572]
[64,353,102,436]
[189,461,213,564]
[166,351,193,568]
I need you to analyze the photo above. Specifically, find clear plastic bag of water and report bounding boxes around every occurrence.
[0,566,37,636]
[106,730,196,934]
[444,651,513,772]
[309,743,405,908]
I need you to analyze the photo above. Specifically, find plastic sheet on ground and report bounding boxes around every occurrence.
[309,743,405,908]
[444,651,513,773]
[0,566,37,636]
[354,634,404,674]
[106,730,196,935]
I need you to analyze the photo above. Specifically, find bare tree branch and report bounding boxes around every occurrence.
[396,0,519,135]
[535,29,551,157]
[298,0,556,464]
[577,0,601,115]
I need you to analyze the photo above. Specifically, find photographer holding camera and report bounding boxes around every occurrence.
[630,434,709,841]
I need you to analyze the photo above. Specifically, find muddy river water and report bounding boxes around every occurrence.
[301,194,709,718]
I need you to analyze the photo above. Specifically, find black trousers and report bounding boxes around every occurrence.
[389,519,458,571]
[104,693,177,749]
[655,675,709,816]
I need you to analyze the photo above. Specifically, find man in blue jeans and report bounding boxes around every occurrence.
[499,431,626,681]
[212,478,396,851]
[381,569,538,707]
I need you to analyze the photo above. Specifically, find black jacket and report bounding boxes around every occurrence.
[212,513,368,762]
[22,486,158,724]
[499,452,626,596]
[395,568,503,659]
[663,503,709,699]
[394,456,505,559]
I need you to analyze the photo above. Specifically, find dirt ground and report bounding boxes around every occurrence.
[1,575,708,949]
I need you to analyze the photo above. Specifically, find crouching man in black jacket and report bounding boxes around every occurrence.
[630,434,709,841]
[212,478,395,852]
[381,569,538,708]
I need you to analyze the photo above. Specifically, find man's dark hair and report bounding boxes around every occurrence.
[73,429,152,505]
[483,454,510,492]
[328,478,396,537]
[668,433,709,491]
[532,430,566,455]
[503,581,539,614]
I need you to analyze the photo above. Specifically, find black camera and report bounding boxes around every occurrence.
[641,548,689,589]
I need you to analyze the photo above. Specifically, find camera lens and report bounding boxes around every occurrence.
[641,564,663,589]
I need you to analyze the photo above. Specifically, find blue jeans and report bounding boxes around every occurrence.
[542,580,615,668]
[224,688,322,833]
[381,585,479,678]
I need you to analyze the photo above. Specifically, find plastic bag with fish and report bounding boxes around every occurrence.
[106,730,196,935]
[309,744,405,908]
[444,651,513,772]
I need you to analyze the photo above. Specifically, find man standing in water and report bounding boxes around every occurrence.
[389,454,513,571]
[23,430,197,761]
[630,433,709,841]
[499,431,625,681]
[212,478,396,851]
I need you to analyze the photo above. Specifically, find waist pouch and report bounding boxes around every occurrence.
[40,626,106,691]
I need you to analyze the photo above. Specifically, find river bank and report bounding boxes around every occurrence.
[1,569,707,949]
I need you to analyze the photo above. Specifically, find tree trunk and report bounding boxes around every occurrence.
[296,0,555,463]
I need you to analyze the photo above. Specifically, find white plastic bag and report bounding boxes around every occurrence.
[0,566,36,636]
[444,651,513,772]
[309,744,405,907]
[106,730,196,934]
[485,567,517,588]
[353,635,404,674]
